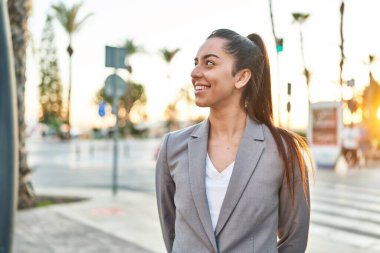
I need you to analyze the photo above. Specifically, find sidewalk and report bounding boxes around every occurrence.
[13,188,165,253]
[13,168,380,253]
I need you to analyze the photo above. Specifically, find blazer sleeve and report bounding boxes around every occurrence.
[155,133,176,253]
[277,160,310,253]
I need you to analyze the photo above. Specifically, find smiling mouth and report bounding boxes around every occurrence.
[194,85,210,94]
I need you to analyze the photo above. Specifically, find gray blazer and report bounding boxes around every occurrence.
[156,118,310,253]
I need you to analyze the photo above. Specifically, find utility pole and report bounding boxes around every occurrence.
[269,0,284,127]
[0,0,18,252]
[287,83,291,129]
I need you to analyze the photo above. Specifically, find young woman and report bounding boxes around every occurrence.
[156,29,313,253]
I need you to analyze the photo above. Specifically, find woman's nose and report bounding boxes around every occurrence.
[191,65,202,79]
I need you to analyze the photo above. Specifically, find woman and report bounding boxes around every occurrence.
[156,29,313,253]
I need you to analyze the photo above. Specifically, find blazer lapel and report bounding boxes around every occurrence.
[188,120,218,252]
[215,118,265,236]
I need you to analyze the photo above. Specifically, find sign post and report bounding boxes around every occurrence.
[105,46,127,196]
[0,0,18,252]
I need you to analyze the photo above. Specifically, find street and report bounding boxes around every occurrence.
[25,137,380,252]
[27,137,161,192]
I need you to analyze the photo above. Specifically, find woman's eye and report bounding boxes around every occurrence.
[206,60,214,66]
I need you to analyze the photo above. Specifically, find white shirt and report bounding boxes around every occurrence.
[342,127,360,149]
[205,154,235,231]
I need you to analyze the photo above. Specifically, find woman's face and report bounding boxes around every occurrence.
[191,37,241,108]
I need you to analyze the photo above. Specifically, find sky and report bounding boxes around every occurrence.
[25,0,380,132]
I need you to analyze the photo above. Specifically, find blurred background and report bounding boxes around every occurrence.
[23,0,380,136]
[3,0,380,252]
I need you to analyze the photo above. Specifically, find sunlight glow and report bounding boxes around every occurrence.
[377,107,380,120]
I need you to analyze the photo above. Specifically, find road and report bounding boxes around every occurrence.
[27,137,161,192]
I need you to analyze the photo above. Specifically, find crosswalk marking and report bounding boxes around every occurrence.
[310,223,378,249]
[313,181,380,196]
[312,203,380,224]
[310,180,380,249]
[312,182,380,204]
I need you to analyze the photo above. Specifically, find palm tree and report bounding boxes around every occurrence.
[39,15,64,135]
[339,0,345,102]
[292,12,311,109]
[123,39,144,74]
[159,47,180,130]
[366,55,377,74]
[7,0,34,208]
[268,0,282,127]
[52,1,92,129]
[122,39,144,136]
[165,83,195,127]
[159,47,180,78]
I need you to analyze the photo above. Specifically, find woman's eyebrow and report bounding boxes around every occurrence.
[194,53,220,61]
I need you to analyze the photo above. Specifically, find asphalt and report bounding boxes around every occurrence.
[12,166,380,253]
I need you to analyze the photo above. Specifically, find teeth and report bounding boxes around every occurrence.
[195,85,209,90]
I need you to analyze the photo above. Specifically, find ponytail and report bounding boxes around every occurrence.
[247,33,313,204]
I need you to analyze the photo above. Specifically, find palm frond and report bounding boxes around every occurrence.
[52,1,92,35]
[159,48,181,63]
[123,39,144,56]
[52,3,71,33]
[73,13,93,33]
[292,12,310,24]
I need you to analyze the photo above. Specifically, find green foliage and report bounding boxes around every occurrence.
[292,13,310,24]
[38,16,64,131]
[36,200,54,208]
[123,39,144,56]
[164,84,195,131]
[52,1,93,36]
[52,1,93,127]
[122,39,144,73]
[95,80,146,111]
[159,48,181,63]
[94,80,147,137]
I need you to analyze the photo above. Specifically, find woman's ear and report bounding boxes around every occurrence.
[235,69,251,89]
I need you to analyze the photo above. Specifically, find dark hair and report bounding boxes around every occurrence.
[207,29,313,203]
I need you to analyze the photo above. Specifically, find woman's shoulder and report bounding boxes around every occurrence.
[254,120,305,153]
[167,120,207,142]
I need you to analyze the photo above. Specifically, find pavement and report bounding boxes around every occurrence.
[13,188,164,253]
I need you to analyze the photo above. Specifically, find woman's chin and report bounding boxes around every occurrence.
[195,100,209,108]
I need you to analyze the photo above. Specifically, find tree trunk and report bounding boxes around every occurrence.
[339,0,345,101]
[7,0,35,209]
[66,40,73,129]
[268,0,282,127]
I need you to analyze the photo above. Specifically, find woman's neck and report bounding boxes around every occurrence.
[208,107,247,139]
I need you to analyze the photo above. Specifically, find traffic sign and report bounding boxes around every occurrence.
[98,102,106,117]
[105,74,127,99]
[105,46,127,69]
